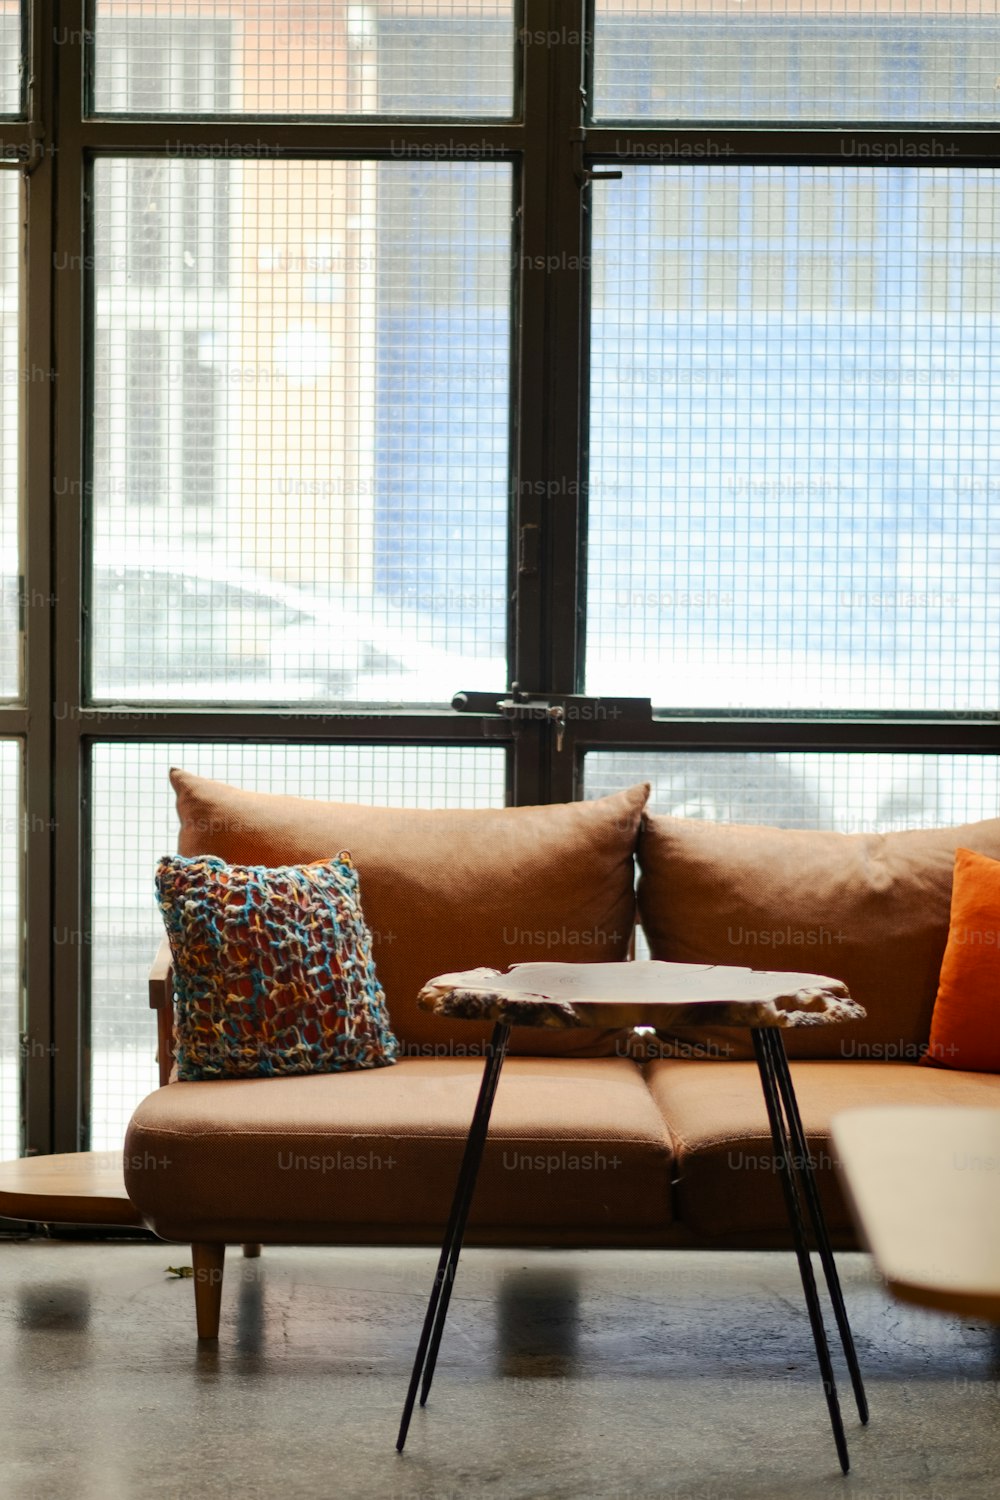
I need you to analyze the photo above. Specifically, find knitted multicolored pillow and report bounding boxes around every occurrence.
[155,852,399,1081]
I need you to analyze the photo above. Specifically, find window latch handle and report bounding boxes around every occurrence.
[571,130,622,187]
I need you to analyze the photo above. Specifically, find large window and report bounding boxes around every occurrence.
[0,3,997,1157]
[89,158,510,702]
[593,0,1000,123]
[587,166,1000,715]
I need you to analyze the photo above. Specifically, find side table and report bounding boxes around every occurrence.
[396,959,870,1473]
[833,1104,1000,1322]
[0,1152,144,1229]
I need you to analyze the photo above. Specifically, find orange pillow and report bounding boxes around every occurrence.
[923,847,1000,1072]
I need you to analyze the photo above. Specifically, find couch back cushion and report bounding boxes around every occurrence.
[170,768,649,1058]
[637,813,1000,1061]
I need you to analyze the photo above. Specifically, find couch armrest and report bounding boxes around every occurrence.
[148,937,175,1087]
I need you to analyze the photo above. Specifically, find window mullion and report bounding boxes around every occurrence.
[545,4,589,803]
[508,2,590,804]
[50,2,92,1153]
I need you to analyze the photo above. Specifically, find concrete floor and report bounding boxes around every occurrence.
[0,1239,996,1500]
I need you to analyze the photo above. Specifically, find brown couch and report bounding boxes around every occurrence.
[125,768,1000,1338]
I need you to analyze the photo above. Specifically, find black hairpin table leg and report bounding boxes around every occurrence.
[762,1028,869,1425]
[396,1021,511,1452]
[751,1027,851,1474]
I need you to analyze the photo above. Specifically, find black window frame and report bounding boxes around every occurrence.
[0,1,995,1157]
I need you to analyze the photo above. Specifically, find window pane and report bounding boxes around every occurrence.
[0,2,20,117]
[594,1,1000,124]
[91,2,513,117]
[89,742,507,1150]
[0,171,18,699]
[587,167,1000,712]
[0,740,20,1159]
[90,159,510,703]
[585,750,1000,834]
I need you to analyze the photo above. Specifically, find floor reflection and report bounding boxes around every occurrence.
[494,1268,580,1379]
[234,1252,267,1365]
[17,1283,92,1333]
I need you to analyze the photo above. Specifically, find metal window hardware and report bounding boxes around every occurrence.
[497,697,567,750]
[571,129,623,187]
[451,688,652,751]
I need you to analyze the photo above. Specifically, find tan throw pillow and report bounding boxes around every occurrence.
[170,769,649,1058]
[637,813,1000,1062]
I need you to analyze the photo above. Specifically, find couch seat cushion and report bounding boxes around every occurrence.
[125,1057,673,1241]
[637,813,1000,1061]
[645,1058,1000,1239]
[170,768,649,1058]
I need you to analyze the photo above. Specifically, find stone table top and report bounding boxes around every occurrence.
[417,960,864,1032]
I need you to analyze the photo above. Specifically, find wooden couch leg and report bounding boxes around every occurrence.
[192,1242,225,1339]
[242,1243,262,1258]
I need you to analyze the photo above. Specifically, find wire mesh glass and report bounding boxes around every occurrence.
[0,170,19,699]
[587,166,1000,713]
[586,749,1000,833]
[90,158,511,704]
[88,741,506,1150]
[593,0,1000,124]
[0,2,20,117]
[0,740,20,1159]
[91,2,513,117]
